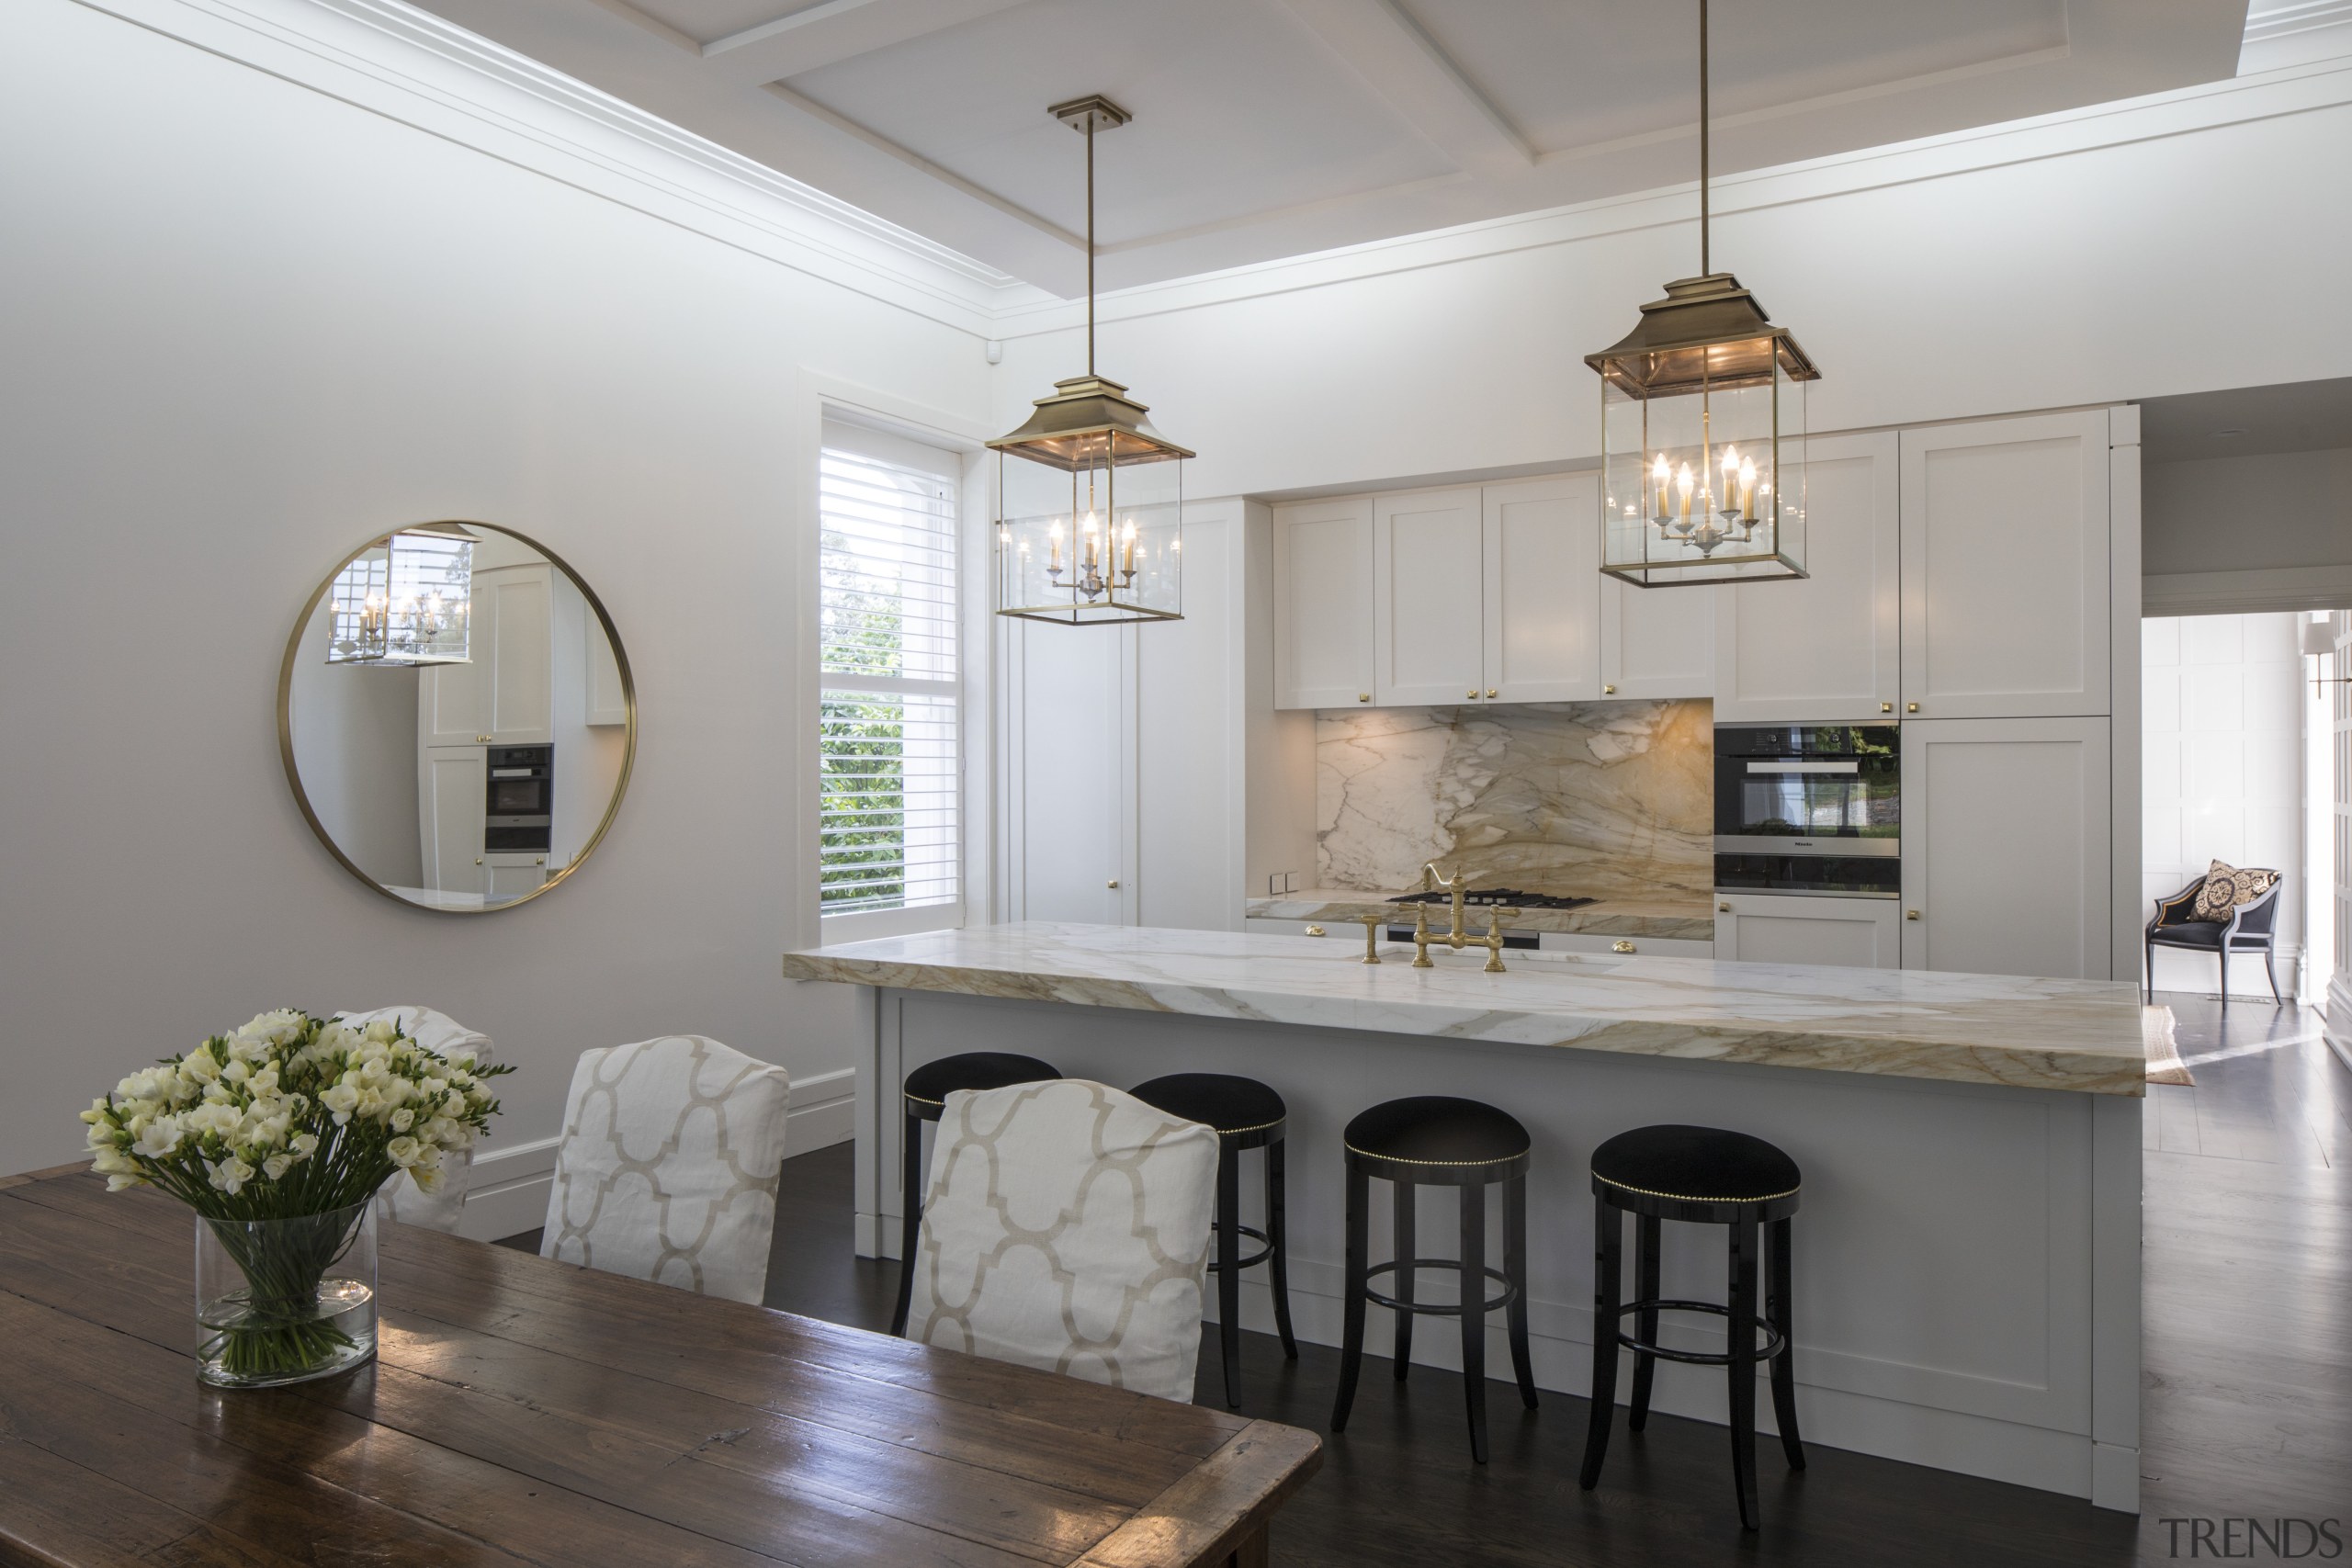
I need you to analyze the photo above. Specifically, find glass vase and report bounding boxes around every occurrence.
[195,1200,378,1388]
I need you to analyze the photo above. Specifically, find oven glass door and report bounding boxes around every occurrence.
[1721,760,1899,840]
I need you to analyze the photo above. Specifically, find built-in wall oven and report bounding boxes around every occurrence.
[484,744,554,853]
[1713,724,1899,897]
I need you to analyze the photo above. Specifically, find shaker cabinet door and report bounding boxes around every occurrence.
[1713,431,1900,723]
[420,746,487,898]
[1272,497,1375,709]
[1482,474,1600,703]
[1714,894,1901,968]
[1600,576,1714,700]
[1899,411,2111,719]
[1374,488,1486,706]
[1900,716,2111,979]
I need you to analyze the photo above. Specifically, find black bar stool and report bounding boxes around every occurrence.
[1577,1123,1805,1531]
[1330,1096,1537,1463]
[1128,1073,1298,1407]
[891,1052,1060,1337]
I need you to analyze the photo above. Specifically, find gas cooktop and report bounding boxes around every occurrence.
[1386,888,1598,910]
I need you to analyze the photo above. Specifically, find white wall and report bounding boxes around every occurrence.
[2144,449,2352,578]
[288,603,424,887]
[2142,614,2305,997]
[991,65,2352,501]
[0,0,988,1172]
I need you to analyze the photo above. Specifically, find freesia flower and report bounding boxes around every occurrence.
[207,1156,255,1194]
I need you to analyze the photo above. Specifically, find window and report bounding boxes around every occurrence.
[818,422,961,923]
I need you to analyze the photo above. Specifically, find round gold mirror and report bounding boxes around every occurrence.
[277,522,635,912]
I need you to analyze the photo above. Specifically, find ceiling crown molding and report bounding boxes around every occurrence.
[68,0,1049,334]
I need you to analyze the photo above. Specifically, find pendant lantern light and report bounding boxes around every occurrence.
[991,95,1190,625]
[1589,0,1819,587]
[324,523,475,665]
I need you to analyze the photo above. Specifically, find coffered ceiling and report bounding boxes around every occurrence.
[409,0,2247,295]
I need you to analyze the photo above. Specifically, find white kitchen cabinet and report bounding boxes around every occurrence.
[1899,411,2111,719]
[1600,575,1714,699]
[1272,497,1375,709]
[420,563,556,745]
[1483,474,1600,703]
[1372,487,1486,706]
[1900,717,2111,979]
[420,746,485,897]
[1714,894,1900,968]
[587,605,628,726]
[1713,431,1901,723]
[485,852,548,901]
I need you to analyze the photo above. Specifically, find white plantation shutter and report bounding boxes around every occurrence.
[819,426,962,921]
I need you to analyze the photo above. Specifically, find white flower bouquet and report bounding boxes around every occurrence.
[82,1009,511,1385]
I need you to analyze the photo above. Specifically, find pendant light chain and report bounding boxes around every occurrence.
[1699,0,1710,276]
[1085,116,1096,378]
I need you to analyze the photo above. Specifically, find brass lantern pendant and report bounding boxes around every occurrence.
[1589,1,1819,588]
[991,96,1192,626]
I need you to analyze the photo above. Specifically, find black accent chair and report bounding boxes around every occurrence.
[1578,1124,1804,1532]
[892,1052,1061,1337]
[1128,1073,1298,1407]
[1330,1096,1538,1463]
[2145,874,2284,1010]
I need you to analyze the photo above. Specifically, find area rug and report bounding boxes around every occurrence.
[2143,1005,2195,1087]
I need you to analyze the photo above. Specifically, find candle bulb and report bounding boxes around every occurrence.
[1676,462,1694,520]
[1121,519,1136,576]
[1651,452,1671,519]
[1739,457,1758,521]
[1083,511,1099,569]
[1719,446,1740,514]
[1048,520,1063,571]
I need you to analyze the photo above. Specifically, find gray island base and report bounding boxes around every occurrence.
[783,921,2145,1513]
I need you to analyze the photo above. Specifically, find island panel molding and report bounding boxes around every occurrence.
[783,922,2151,1097]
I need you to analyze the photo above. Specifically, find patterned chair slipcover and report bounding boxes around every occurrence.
[337,1005,493,1235]
[540,1036,792,1303]
[907,1079,1219,1404]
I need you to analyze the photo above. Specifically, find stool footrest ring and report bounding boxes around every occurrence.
[1363,1258,1518,1316]
[1204,1222,1275,1273]
[1611,1298,1787,1365]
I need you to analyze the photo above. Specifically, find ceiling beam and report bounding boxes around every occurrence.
[700,0,1034,86]
[1274,0,1533,178]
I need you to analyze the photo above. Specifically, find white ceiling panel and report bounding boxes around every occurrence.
[402,0,2251,293]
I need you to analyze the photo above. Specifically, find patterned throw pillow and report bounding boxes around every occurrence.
[2191,860,2279,922]
[910,1080,1217,1404]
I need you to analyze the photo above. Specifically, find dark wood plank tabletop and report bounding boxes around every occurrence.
[0,1166,1319,1568]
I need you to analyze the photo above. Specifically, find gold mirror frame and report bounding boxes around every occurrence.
[277,521,638,914]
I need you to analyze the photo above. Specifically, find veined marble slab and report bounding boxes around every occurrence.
[783,921,2150,1097]
[1246,889,1715,941]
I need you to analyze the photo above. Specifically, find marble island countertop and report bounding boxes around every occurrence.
[1247,888,1716,941]
[783,921,2150,1097]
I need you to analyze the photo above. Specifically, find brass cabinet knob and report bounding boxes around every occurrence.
[1905,909,1922,920]
[1719,901,1733,913]
[1358,694,1371,703]
[1603,683,1617,694]
[1486,688,1498,698]
[1881,702,1894,713]
[1611,940,1636,953]
[1305,925,1326,937]
[1466,689,1479,699]
[1107,878,1120,889]
[473,857,483,865]
[1906,703,1919,714]
[536,857,546,867]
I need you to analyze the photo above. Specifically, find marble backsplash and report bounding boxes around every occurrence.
[1317,700,1713,902]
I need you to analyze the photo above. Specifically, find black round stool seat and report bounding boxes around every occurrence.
[1131,1073,1287,1143]
[1591,1123,1802,1212]
[902,1052,1061,1115]
[1344,1095,1530,1174]
[892,1052,1060,1337]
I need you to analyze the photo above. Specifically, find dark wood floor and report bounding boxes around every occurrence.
[502,994,2352,1566]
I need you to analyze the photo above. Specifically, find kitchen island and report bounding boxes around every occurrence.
[783,921,2146,1511]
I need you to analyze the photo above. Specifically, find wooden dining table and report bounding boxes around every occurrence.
[0,1165,1320,1568]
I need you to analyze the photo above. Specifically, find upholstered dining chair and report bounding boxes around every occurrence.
[336,1005,492,1234]
[540,1035,792,1303]
[905,1079,1221,1404]
[2145,863,2286,1010]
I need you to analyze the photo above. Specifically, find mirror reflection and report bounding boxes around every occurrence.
[280,523,633,912]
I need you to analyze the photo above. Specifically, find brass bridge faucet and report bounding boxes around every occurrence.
[1409,862,1517,974]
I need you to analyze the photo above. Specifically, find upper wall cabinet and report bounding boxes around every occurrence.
[1484,474,1600,703]
[1372,488,1486,705]
[1272,497,1374,708]
[421,564,556,746]
[1600,574,1714,700]
[1900,411,2111,719]
[1713,430,1900,723]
